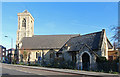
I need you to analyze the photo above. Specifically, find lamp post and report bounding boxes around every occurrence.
[4,36,13,49]
[4,35,13,64]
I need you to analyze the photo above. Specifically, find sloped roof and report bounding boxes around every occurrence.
[68,31,102,51]
[59,29,112,52]
[7,48,15,51]
[21,34,79,50]
[0,45,6,49]
[107,38,113,49]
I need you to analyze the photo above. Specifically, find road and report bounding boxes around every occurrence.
[1,63,80,76]
[1,63,119,77]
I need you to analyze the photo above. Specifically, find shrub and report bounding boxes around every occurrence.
[96,57,118,72]
[96,57,107,62]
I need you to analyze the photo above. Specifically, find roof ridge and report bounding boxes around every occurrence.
[82,31,102,36]
[33,34,80,36]
[34,34,79,35]
[71,30,102,39]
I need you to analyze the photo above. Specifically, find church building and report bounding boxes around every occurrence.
[57,29,113,70]
[16,10,113,70]
[16,10,78,63]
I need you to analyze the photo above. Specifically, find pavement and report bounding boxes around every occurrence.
[1,63,120,77]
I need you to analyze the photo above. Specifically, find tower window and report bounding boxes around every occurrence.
[22,18,26,28]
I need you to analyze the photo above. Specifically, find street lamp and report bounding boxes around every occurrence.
[4,36,13,49]
[4,35,13,64]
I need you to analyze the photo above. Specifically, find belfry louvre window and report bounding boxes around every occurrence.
[22,18,26,28]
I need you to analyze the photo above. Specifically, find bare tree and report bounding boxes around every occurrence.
[110,25,120,73]
[111,26,120,42]
[113,42,117,50]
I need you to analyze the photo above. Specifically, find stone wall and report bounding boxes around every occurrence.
[19,49,59,63]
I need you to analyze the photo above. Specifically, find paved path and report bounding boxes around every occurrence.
[1,63,120,77]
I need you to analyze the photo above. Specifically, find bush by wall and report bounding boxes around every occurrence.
[96,57,118,72]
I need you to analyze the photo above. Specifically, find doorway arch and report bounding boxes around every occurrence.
[82,52,90,70]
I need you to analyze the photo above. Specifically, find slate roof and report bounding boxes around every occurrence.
[107,38,113,49]
[0,45,6,49]
[21,34,79,50]
[58,29,113,53]
[7,48,15,51]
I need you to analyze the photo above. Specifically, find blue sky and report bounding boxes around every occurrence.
[2,2,118,49]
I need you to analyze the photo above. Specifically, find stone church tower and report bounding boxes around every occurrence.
[16,10,34,45]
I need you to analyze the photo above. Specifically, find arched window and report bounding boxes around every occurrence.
[36,52,38,58]
[22,18,26,27]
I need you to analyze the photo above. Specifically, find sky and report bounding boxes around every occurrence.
[1,2,118,49]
